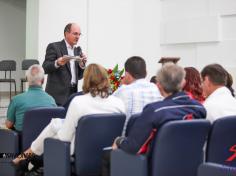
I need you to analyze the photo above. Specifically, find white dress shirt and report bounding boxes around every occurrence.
[204,86,236,123]
[65,40,76,84]
[31,93,125,155]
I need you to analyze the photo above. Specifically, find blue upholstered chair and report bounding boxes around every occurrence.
[206,116,236,166]
[198,116,236,176]
[198,163,236,176]
[63,91,84,113]
[0,107,66,176]
[44,113,126,176]
[0,129,19,176]
[22,106,66,150]
[125,113,141,136]
[111,119,211,176]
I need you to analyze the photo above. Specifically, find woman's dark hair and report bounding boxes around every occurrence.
[183,67,205,102]
[150,76,157,84]
[226,71,235,97]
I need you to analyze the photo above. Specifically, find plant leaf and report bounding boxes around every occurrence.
[113,64,118,73]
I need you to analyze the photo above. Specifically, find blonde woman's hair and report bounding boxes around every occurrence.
[82,63,110,98]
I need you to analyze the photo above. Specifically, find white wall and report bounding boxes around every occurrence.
[26,0,161,90]
[37,0,88,65]
[161,0,236,89]
[88,0,161,77]
[26,0,39,60]
[0,0,26,92]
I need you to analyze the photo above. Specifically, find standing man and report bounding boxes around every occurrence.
[43,23,87,106]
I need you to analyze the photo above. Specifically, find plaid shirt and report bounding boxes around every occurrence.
[113,79,163,135]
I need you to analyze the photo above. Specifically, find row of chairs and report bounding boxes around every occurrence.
[0,59,39,99]
[111,115,236,176]
[0,108,235,176]
[0,107,66,176]
[44,115,236,176]
[198,116,236,176]
[0,107,125,176]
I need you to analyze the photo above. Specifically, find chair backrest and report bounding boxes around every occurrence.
[198,163,236,176]
[74,113,126,175]
[206,116,236,166]
[21,59,39,70]
[22,107,66,151]
[63,91,84,113]
[0,60,16,78]
[0,129,19,156]
[151,119,211,176]
[125,113,141,136]
[0,60,16,71]
[0,130,18,176]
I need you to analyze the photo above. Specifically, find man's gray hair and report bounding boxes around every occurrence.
[156,63,186,93]
[26,64,44,85]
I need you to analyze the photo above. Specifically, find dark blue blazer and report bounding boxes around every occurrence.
[119,91,206,154]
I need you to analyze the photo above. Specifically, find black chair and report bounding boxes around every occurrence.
[44,113,126,176]
[20,59,39,92]
[111,119,211,176]
[0,60,16,100]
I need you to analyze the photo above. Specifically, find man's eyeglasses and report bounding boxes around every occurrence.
[71,32,81,36]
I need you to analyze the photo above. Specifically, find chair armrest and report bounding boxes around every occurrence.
[44,138,71,176]
[0,129,19,176]
[0,129,19,159]
[198,163,236,176]
[111,149,148,176]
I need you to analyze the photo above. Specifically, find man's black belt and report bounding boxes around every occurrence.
[70,83,77,88]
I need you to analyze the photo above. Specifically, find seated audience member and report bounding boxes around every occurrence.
[226,71,235,97]
[5,64,56,132]
[113,56,163,135]
[63,91,84,113]
[150,75,157,84]
[102,63,206,176]
[183,67,205,103]
[13,63,125,173]
[201,64,236,122]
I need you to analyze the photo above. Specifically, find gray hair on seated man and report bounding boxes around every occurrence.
[26,64,44,86]
[156,63,186,95]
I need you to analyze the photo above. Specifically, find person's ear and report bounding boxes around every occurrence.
[204,76,211,87]
[124,72,133,84]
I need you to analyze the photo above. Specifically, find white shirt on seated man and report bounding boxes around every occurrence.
[201,63,236,123]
